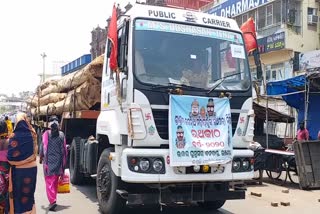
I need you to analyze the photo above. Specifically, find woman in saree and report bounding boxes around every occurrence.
[0,121,9,213]
[7,113,37,214]
[39,115,67,211]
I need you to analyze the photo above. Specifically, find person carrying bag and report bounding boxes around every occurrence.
[39,115,67,211]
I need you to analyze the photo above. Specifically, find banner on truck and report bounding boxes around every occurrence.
[169,95,233,166]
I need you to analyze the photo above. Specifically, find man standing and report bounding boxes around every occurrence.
[297,122,309,141]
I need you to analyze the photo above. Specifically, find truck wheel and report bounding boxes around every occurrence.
[97,148,126,214]
[70,137,85,185]
[198,200,226,210]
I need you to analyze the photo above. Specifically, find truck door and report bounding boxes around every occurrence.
[102,19,130,112]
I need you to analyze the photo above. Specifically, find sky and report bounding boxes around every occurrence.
[0,0,135,96]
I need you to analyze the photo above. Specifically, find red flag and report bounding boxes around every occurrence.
[240,18,258,53]
[108,5,118,71]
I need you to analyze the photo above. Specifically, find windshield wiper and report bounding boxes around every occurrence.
[152,83,203,91]
[207,72,244,94]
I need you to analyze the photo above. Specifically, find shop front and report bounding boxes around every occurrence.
[250,31,294,83]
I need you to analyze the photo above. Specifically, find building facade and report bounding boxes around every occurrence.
[201,0,320,139]
[202,0,320,84]
[90,26,107,60]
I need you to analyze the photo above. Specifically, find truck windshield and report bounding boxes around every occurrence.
[133,19,251,91]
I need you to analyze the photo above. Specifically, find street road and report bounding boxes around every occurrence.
[35,163,320,214]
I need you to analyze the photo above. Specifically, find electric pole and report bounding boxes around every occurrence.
[41,52,47,83]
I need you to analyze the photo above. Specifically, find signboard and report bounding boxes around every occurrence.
[252,31,285,55]
[265,31,285,52]
[206,0,271,17]
[169,95,233,166]
[299,50,320,71]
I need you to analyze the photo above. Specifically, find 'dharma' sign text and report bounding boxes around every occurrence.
[207,0,271,18]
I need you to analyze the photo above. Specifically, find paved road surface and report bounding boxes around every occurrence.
[35,163,320,214]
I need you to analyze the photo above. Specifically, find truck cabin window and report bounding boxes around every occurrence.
[133,19,251,91]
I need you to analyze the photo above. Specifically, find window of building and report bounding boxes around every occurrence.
[308,7,317,15]
[266,4,273,26]
[235,16,242,27]
[242,13,248,23]
[273,0,282,24]
[258,6,266,29]
[265,63,285,82]
[251,67,257,80]
[234,0,284,31]
[248,10,257,24]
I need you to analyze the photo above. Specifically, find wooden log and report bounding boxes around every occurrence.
[36,103,55,115]
[40,82,60,97]
[39,93,67,106]
[52,77,101,115]
[40,54,104,97]
[28,93,67,108]
[31,73,101,116]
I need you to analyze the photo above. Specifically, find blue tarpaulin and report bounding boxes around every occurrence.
[266,75,305,109]
[266,74,320,140]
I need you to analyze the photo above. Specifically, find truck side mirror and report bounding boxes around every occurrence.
[119,19,129,75]
[107,40,112,58]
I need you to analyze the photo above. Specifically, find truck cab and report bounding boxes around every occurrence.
[70,4,255,214]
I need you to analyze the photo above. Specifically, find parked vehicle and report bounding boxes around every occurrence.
[30,4,256,214]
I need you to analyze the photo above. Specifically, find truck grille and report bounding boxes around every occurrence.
[152,109,169,140]
[152,109,240,140]
[231,113,240,135]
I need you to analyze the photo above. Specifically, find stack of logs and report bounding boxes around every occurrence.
[28,55,104,116]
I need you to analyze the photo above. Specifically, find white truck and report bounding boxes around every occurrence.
[68,3,255,214]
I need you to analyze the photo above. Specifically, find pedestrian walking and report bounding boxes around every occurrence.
[4,117,12,136]
[6,113,38,214]
[0,121,9,214]
[39,115,67,211]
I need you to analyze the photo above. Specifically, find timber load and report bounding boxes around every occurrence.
[27,54,104,116]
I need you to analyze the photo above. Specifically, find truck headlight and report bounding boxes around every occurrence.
[232,158,241,171]
[242,159,250,171]
[232,157,253,172]
[152,159,163,172]
[193,165,201,172]
[128,156,165,174]
[139,158,150,171]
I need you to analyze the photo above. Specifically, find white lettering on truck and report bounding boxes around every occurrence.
[148,10,176,19]
[202,18,231,28]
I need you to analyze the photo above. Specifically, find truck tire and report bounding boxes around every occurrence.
[97,148,126,214]
[70,137,85,185]
[198,200,226,211]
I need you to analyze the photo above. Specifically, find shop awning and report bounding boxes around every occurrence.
[266,75,305,96]
[266,75,305,109]
[253,102,295,123]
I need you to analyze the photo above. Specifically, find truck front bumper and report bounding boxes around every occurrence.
[117,186,245,206]
[119,148,253,183]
